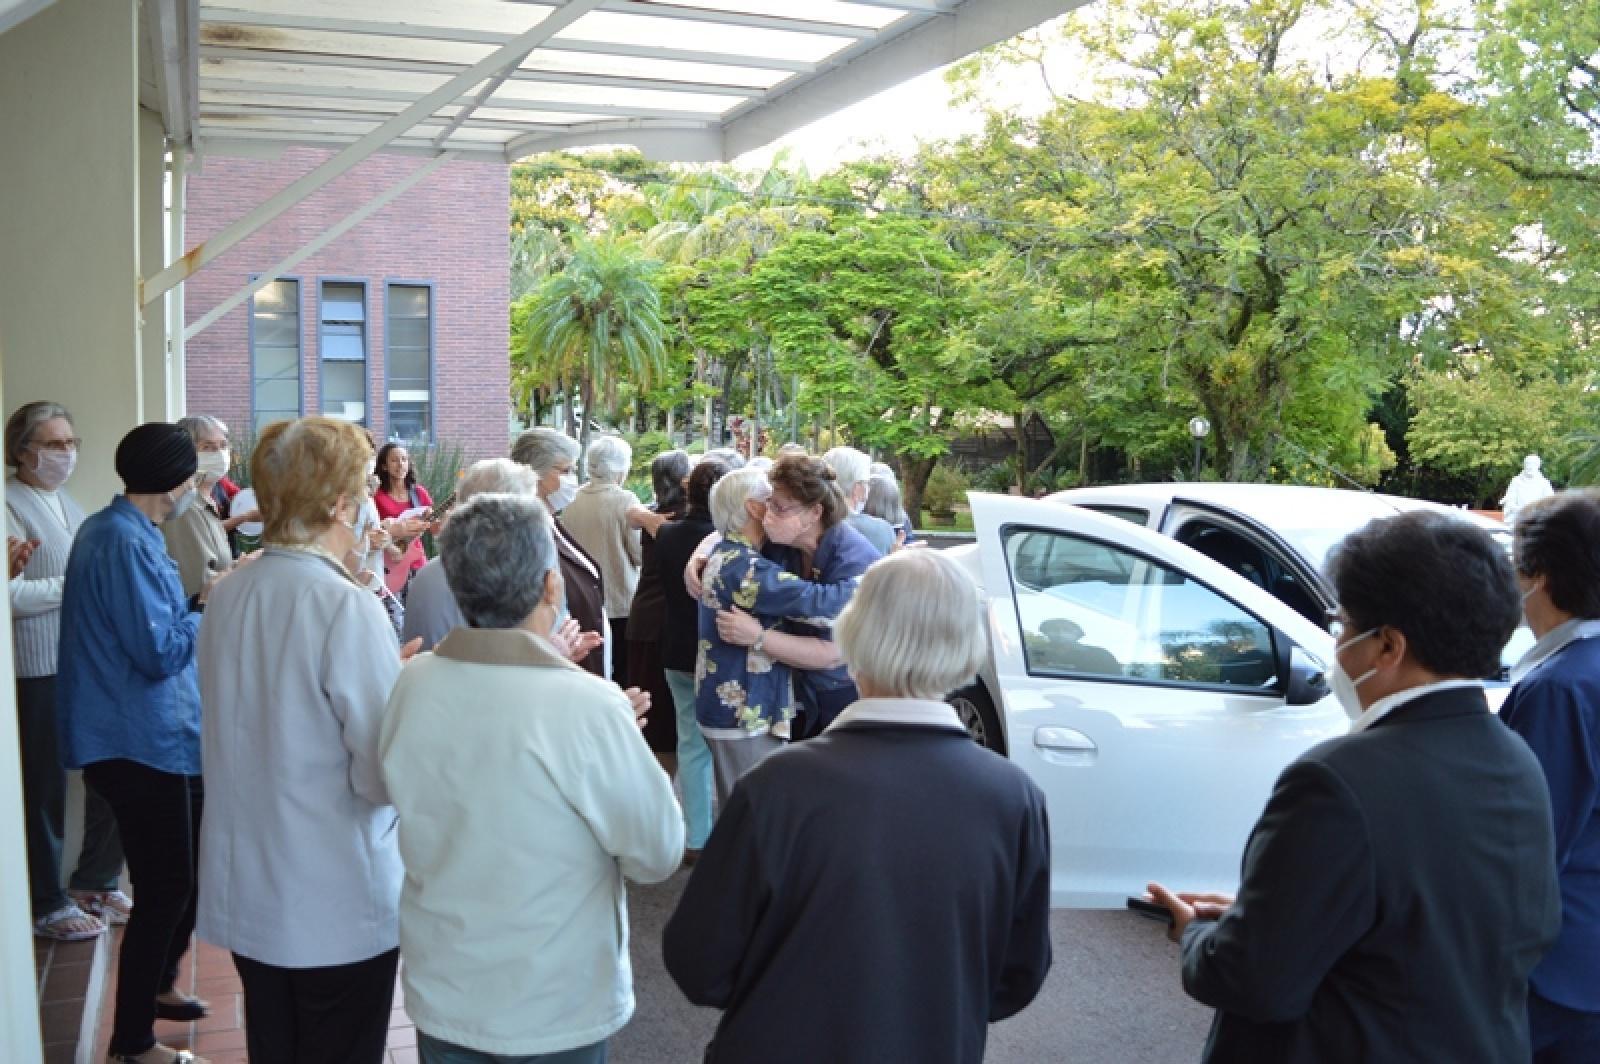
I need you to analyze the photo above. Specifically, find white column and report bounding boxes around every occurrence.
[0,2,143,1058]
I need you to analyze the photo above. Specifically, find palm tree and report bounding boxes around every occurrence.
[519,235,667,457]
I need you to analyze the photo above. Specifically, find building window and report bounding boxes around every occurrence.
[319,281,367,423]
[251,278,302,431]
[386,284,432,441]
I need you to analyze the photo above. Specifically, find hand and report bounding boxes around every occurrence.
[557,623,604,664]
[546,617,581,659]
[7,536,37,579]
[684,553,708,600]
[398,517,427,541]
[366,526,389,552]
[622,685,650,727]
[240,508,261,524]
[197,567,230,606]
[1146,882,1234,943]
[716,607,763,647]
[400,637,424,661]
[892,527,907,552]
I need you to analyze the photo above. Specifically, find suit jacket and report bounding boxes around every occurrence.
[663,705,1052,1064]
[554,519,605,677]
[1500,633,1600,1013]
[1181,686,1560,1063]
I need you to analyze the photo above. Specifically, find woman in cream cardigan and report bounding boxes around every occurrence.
[197,418,413,1064]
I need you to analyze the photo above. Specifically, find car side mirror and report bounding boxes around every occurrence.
[1284,646,1330,706]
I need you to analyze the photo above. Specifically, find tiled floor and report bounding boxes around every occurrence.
[94,934,418,1063]
[34,933,100,1064]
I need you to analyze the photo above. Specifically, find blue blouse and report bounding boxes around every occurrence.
[764,521,880,706]
[57,496,203,775]
[694,534,858,733]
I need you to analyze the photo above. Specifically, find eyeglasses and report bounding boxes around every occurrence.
[765,498,805,518]
[30,437,80,453]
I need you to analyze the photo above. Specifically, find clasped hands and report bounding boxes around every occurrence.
[1144,882,1235,942]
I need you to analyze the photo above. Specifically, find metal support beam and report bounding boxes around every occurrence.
[166,145,188,414]
[143,0,604,307]
[595,1,875,39]
[147,0,191,147]
[185,151,455,341]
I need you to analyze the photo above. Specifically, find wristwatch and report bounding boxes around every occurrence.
[752,630,767,656]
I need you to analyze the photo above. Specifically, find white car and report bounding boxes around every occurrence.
[948,486,1523,908]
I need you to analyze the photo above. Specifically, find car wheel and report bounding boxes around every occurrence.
[948,682,1004,754]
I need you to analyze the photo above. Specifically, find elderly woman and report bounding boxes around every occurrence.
[696,469,857,803]
[716,454,880,738]
[6,402,126,941]
[665,550,1053,1063]
[511,428,608,675]
[654,458,730,855]
[1502,491,1600,1060]
[561,435,670,684]
[1148,511,1559,1063]
[197,418,408,1064]
[866,473,914,548]
[823,446,894,556]
[381,492,683,1064]
[161,415,238,598]
[627,449,692,756]
[58,423,217,1064]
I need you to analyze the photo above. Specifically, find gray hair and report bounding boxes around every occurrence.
[869,461,895,482]
[702,447,746,470]
[510,427,580,476]
[5,401,72,469]
[709,468,771,537]
[835,550,987,700]
[458,457,539,503]
[440,493,557,630]
[747,456,773,473]
[865,475,908,528]
[585,434,633,484]
[824,446,873,496]
[176,415,228,447]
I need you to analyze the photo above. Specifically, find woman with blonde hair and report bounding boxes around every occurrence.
[197,417,413,1063]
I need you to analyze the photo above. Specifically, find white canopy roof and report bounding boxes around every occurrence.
[138,0,1085,163]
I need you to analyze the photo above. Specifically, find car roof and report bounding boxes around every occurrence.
[1048,483,1503,534]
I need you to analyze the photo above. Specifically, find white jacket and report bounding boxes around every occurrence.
[379,626,684,1055]
[197,548,404,967]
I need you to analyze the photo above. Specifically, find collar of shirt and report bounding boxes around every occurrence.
[1510,617,1600,684]
[1350,678,1485,733]
[111,494,165,538]
[826,697,966,733]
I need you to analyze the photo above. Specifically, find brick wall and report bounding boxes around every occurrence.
[183,147,511,462]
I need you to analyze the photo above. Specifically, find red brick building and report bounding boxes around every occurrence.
[183,148,510,459]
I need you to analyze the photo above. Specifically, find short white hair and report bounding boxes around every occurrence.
[835,550,987,700]
[586,435,633,483]
[824,446,872,495]
[510,428,579,475]
[458,457,539,503]
[747,456,773,473]
[709,468,771,537]
[869,461,895,482]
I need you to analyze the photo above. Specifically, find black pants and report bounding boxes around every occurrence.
[1531,990,1600,1064]
[18,675,124,916]
[234,947,400,1064]
[82,759,202,1057]
[608,616,629,686]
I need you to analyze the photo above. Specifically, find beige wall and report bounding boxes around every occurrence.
[0,1,145,1058]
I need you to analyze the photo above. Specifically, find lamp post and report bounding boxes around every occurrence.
[1187,416,1211,480]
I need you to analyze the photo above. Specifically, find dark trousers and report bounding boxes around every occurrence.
[1530,989,1600,1064]
[234,947,400,1064]
[608,616,629,686]
[82,759,202,1057]
[792,684,858,741]
[18,675,123,916]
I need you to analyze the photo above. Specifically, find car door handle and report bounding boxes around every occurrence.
[1033,727,1097,765]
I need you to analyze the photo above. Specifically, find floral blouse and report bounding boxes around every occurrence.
[694,534,859,734]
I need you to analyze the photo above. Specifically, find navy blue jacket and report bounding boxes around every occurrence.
[1501,633,1600,1013]
[762,520,878,707]
[663,715,1052,1063]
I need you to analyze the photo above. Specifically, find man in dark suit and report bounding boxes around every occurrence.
[1149,510,1560,1063]
[1503,490,1600,1062]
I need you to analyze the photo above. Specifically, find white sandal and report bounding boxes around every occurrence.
[70,888,133,926]
[107,1045,209,1063]
[33,903,105,941]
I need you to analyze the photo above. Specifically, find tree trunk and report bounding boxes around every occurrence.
[901,453,938,527]
[665,405,675,441]
[1014,407,1030,495]
[578,377,595,468]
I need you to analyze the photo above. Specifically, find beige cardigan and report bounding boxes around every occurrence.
[558,480,642,618]
[160,495,233,598]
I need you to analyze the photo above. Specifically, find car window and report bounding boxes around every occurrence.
[1004,527,1278,690]
[1076,504,1151,528]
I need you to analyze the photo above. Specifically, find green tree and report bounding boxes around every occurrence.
[514,236,668,456]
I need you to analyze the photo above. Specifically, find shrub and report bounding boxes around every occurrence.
[921,463,970,514]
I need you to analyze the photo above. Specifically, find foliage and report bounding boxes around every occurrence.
[921,463,971,514]
[1406,369,1586,500]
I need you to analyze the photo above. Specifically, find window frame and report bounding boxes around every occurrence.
[316,277,370,425]
[383,279,437,443]
[248,273,305,431]
[999,522,1284,697]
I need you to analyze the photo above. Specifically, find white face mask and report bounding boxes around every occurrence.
[1330,628,1379,721]
[30,448,75,491]
[196,449,230,480]
[548,473,579,513]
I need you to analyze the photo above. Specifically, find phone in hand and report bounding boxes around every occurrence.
[1126,896,1174,925]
